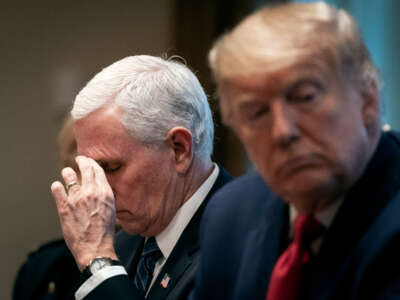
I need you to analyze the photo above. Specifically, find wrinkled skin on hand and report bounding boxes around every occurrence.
[51,156,118,270]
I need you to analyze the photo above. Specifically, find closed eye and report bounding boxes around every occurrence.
[97,161,121,174]
[286,79,323,104]
[104,164,121,173]
[252,106,269,119]
[240,102,270,122]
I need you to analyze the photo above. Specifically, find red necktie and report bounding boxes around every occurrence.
[265,214,325,300]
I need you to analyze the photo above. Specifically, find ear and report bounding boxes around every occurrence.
[361,81,380,136]
[166,127,193,174]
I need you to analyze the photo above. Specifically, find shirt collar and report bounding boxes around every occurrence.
[289,197,344,237]
[155,164,220,260]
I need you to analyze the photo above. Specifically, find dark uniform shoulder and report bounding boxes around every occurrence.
[27,238,69,258]
[13,238,80,300]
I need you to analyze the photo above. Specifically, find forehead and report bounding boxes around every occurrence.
[220,58,334,99]
[74,107,136,159]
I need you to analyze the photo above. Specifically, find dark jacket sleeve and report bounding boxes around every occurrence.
[82,275,143,300]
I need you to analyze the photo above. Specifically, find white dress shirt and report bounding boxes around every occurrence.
[76,164,220,300]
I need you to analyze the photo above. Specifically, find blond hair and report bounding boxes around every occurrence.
[209,2,379,88]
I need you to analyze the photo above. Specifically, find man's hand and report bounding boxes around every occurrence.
[51,156,118,271]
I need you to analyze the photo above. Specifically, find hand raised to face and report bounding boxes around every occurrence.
[51,155,118,270]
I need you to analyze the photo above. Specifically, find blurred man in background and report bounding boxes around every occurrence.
[14,116,81,300]
[51,55,231,300]
[191,2,400,300]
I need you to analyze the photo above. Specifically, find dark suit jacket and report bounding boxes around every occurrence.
[191,131,400,300]
[83,167,232,300]
[13,239,81,300]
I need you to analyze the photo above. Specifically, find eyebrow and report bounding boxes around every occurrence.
[284,77,324,94]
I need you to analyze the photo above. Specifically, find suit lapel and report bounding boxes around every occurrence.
[147,167,232,300]
[260,194,289,284]
[236,189,288,299]
[305,132,400,300]
[147,239,192,300]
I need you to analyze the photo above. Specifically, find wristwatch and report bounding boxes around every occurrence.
[81,256,122,281]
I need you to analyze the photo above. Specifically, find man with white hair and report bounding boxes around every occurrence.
[50,55,231,300]
[190,2,400,300]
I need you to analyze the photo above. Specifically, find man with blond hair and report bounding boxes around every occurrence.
[50,55,231,300]
[191,2,400,300]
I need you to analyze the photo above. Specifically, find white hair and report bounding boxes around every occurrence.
[72,55,214,159]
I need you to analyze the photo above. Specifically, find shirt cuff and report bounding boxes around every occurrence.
[75,265,128,300]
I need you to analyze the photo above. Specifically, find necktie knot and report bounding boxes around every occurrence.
[294,214,325,245]
[141,237,163,260]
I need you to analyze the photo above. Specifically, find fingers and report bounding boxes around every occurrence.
[51,181,68,210]
[76,156,109,189]
[75,156,95,187]
[55,155,112,202]
[61,167,80,194]
[50,155,117,268]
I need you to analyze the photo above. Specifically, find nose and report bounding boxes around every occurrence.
[270,101,299,147]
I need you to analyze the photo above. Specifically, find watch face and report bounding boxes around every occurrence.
[90,258,111,274]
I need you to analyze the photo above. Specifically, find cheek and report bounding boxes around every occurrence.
[336,127,369,179]
[238,127,268,157]
[319,112,366,162]
[244,134,272,167]
[110,170,143,203]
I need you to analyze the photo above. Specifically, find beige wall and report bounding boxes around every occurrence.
[1,1,173,299]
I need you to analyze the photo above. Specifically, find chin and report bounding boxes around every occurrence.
[120,222,143,235]
[282,176,344,211]
[276,166,326,189]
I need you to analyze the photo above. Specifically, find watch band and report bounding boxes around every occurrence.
[81,257,122,282]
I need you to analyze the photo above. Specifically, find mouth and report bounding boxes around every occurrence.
[116,210,130,218]
[276,154,321,179]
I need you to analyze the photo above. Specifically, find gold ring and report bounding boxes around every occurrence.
[66,181,79,191]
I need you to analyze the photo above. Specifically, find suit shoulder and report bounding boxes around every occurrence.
[17,238,74,276]
[210,170,273,206]
[203,171,278,230]
[13,239,79,300]
[385,130,400,148]
[26,238,71,260]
